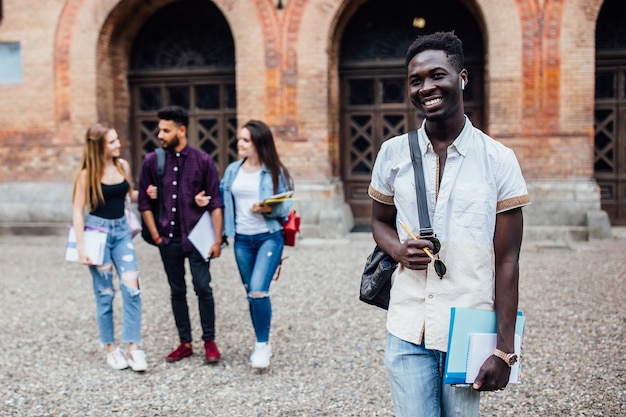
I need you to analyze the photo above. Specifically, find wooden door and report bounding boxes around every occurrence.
[129,76,238,176]
[595,63,626,224]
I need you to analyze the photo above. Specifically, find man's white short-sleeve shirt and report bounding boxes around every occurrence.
[368,117,531,352]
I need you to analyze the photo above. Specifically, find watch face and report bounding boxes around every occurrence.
[509,354,518,366]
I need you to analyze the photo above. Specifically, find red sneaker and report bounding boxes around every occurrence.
[204,340,221,364]
[166,343,193,362]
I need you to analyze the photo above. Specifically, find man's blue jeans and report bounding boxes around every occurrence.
[234,230,284,343]
[385,333,480,417]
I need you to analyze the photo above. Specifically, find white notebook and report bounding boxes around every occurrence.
[465,333,522,384]
[65,225,108,265]
[188,211,216,261]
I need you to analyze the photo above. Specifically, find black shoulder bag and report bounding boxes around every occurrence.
[360,131,441,309]
[141,148,166,246]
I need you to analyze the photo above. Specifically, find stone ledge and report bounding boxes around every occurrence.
[0,222,69,237]
[523,225,589,243]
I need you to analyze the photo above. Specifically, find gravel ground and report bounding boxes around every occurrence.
[1,230,625,416]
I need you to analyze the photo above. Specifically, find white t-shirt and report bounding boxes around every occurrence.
[232,169,270,235]
[368,117,531,352]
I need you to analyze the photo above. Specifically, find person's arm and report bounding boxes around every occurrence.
[120,158,139,203]
[209,207,223,258]
[72,170,92,265]
[472,207,523,390]
[141,210,162,245]
[202,154,224,258]
[371,200,433,270]
[138,155,162,245]
[121,159,139,203]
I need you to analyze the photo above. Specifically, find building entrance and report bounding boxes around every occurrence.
[338,0,485,226]
[595,0,626,225]
[128,0,237,176]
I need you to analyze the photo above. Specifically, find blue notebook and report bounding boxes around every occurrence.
[443,307,526,385]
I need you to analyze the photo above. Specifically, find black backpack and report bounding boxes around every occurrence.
[141,148,166,246]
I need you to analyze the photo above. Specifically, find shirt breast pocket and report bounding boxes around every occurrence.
[451,183,495,232]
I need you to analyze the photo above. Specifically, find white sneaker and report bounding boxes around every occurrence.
[250,342,272,369]
[106,346,129,370]
[127,349,148,372]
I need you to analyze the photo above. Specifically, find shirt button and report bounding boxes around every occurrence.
[171,221,175,226]
[174,167,179,172]
[176,153,181,157]
[173,181,177,186]
[169,233,173,237]
[172,207,177,212]
[428,294,434,299]
[172,194,177,199]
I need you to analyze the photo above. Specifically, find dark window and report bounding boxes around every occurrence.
[340,0,483,66]
[131,0,235,71]
[129,0,237,176]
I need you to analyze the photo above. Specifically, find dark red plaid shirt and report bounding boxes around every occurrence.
[138,145,223,252]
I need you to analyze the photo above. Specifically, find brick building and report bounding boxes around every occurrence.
[0,0,624,239]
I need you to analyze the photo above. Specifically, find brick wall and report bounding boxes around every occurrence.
[0,0,610,231]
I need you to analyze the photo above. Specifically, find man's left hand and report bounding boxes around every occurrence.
[195,191,211,207]
[472,355,511,391]
[208,242,221,259]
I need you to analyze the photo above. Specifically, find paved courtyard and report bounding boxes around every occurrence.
[1,230,625,416]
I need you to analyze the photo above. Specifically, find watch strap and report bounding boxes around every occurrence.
[493,348,517,367]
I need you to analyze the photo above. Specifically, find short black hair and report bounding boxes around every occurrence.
[157,105,189,128]
[405,31,464,72]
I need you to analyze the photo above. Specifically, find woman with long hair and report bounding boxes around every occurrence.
[220,120,293,369]
[72,122,147,371]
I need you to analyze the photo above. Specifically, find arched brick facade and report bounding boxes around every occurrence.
[0,0,614,237]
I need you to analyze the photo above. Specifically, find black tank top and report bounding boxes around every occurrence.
[90,180,129,219]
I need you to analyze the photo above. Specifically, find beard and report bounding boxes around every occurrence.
[161,135,180,149]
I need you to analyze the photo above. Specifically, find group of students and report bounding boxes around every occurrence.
[72,31,530,417]
[71,106,293,372]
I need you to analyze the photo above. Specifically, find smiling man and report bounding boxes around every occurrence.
[368,32,531,416]
[138,105,224,366]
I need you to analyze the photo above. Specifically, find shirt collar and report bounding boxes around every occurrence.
[451,116,472,157]
[418,115,472,157]
[240,157,270,173]
[166,144,190,157]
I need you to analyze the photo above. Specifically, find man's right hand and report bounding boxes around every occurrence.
[146,184,158,200]
[396,239,434,270]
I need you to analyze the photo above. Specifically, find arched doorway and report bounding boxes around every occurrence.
[595,0,626,225]
[128,0,237,176]
[338,0,485,226]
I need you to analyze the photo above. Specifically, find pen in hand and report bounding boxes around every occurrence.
[399,221,434,259]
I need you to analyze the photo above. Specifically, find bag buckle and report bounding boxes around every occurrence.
[419,228,441,255]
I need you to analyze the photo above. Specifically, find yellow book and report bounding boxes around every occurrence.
[259,191,296,205]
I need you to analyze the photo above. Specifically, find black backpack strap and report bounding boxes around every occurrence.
[408,131,433,236]
[154,148,166,222]
[155,148,165,178]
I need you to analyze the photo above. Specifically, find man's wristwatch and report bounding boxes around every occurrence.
[493,349,518,367]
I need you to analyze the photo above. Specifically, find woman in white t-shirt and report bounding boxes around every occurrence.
[220,120,294,369]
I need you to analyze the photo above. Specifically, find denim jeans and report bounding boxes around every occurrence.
[234,230,284,343]
[385,333,480,417]
[85,215,141,346]
[159,236,216,342]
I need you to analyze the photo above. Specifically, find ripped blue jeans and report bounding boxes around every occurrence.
[86,214,141,346]
[234,230,284,343]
